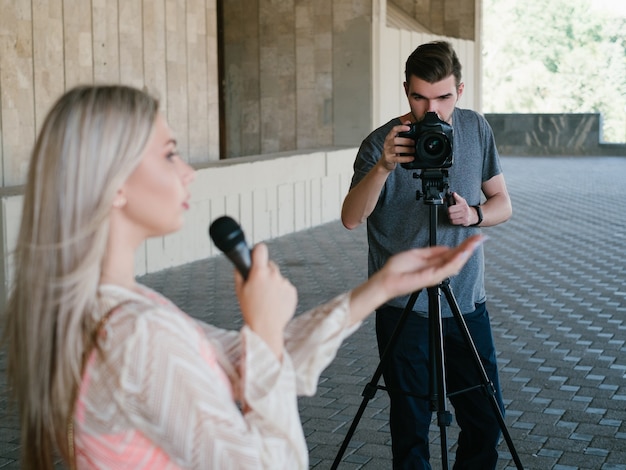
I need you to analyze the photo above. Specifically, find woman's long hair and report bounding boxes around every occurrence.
[3,85,159,469]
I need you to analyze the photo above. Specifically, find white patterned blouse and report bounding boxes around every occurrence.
[73,283,358,469]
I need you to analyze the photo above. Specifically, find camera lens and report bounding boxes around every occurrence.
[424,135,444,156]
[399,113,453,170]
[420,133,449,160]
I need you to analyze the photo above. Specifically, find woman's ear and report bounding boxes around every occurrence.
[112,190,127,209]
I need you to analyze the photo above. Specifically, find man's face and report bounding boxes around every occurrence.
[404,74,464,123]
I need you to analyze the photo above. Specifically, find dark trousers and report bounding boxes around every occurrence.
[376,302,504,470]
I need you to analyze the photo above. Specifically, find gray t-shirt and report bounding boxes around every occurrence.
[349,107,502,317]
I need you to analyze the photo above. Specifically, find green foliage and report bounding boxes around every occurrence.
[482,0,626,142]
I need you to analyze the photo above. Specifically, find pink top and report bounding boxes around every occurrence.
[73,284,358,469]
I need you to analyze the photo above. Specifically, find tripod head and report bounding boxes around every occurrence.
[412,169,452,206]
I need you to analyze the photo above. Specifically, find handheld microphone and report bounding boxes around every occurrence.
[209,216,251,280]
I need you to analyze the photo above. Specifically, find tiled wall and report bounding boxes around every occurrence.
[0,146,358,305]
[388,0,477,40]
[485,113,626,157]
[220,0,374,157]
[0,0,480,188]
[0,0,481,305]
[0,0,220,187]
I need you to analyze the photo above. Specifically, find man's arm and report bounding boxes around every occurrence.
[447,173,512,227]
[477,173,512,227]
[341,121,414,230]
[341,159,392,229]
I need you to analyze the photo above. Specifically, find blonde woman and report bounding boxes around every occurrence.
[3,85,483,469]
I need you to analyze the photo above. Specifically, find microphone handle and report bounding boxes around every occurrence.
[227,243,251,280]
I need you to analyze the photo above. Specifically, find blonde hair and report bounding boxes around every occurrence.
[3,85,159,468]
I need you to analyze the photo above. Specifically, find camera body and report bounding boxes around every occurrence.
[398,112,454,170]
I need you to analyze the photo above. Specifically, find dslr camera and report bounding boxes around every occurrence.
[398,112,453,170]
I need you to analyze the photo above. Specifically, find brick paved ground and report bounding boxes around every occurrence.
[1,156,625,469]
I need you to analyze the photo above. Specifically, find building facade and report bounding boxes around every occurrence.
[0,0,480,303]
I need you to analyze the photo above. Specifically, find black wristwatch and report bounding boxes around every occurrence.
[471,205,483,226]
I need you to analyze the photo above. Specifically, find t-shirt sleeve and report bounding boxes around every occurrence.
[479,113,502,181]
[350,120,397,189]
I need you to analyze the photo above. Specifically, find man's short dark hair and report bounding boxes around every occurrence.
[405,41,462,87]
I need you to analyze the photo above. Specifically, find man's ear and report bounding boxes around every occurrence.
[403,81,409,97]
[457,82,465,100]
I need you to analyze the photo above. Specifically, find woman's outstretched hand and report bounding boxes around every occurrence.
[234,235,485,353]
[348,234,486,325]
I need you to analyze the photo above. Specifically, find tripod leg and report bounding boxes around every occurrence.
[427,286,452,470]
[331,291,420,470]
[440,280,524,470]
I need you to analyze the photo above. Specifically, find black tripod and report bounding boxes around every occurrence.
[331,170,523,470]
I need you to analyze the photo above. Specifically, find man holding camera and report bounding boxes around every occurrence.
[341,41,512,469]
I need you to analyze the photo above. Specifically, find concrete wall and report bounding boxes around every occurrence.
[373,1,479,127]
[0,0,220,188]
[0,0,479,304]
[219,0,480,158]
[220,0,375,157]
[485,113,626,157]
[389,0,477,40]
[0,146,357,305]
[0,0,478,181]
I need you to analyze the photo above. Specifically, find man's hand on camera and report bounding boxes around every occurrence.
[379,122,415,171]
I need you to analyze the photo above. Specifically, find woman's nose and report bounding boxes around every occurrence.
[181,161,196,185]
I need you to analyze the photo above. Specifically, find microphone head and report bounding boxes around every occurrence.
[209,216,246,253]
